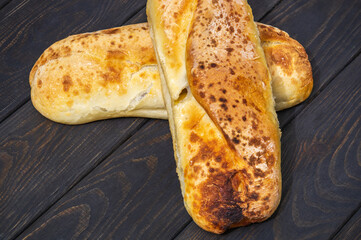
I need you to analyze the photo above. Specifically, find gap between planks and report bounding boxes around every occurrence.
[329,201,361,240]
[0,0,12,11]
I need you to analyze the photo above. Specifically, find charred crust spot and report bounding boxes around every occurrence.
[229,68,235,75]
[220,103,228,111]
[62,75,73,92]
[247,192,259,201]
[210,95,216,102]
[199,83,204,89]
[221,89,227,94]
[215,156,222,162]
[199,171,244,231]
[209,168,215,173]
[208,83,214,88]
[219,97,227,103]
[128,35,133,39]
[199,64,205,70]
[103,28,120,35]
[249,137,261,147]
[242,99,247,105]
[225,47,234,54]
[200,92,205,98]
[252,121,258,130]
[263,136,270,142]
[263,195,270,201]
[232,138,240,144]
[226,115,233,122]
[190,132,200,143]
[210,63,218,68]
[242,116,247,121]
[254,168,266,178]
[267,155,275,166]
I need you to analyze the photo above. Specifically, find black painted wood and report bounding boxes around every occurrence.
[17,120,191,240]
[175,53,361,240]
[0,101,147,239]
[0,0,147,123]
[333,206,361,240]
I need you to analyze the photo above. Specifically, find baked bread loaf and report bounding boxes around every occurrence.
[148,0,281,234]
[30,23,312,124]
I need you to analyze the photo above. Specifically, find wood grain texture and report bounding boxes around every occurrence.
[264,0,361,127]
[0,0,147,123]
[333,206,361,240]
[0,102,147,239]
[175,54,361,240]
[18,120,190,240]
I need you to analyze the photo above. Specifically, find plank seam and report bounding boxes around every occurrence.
[258,0,284,22]
[329,200,361,240]
[281,48,361,130]
[170,219,193,240]
[0,0,12,11]
[0,97,30,125]
[11,118,150,240]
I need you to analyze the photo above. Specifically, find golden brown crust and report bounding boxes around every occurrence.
[258,23,313,110]
[30,23,165,124]
[148,0,281,234]
[185,0,281,232]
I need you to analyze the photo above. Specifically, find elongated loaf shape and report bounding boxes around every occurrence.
[148,0,281,233]
[30,23,312,124]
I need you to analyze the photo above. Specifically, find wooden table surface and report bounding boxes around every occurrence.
[0,0,360,239]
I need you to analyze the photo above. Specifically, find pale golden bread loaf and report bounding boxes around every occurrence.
[30,23,164,124]
[30,23,312,124]
[147,0,281,233]
[258,23,313,111]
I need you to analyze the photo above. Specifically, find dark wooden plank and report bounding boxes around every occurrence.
[333,206,361,240]
[248,0,280,20]
[17,120,190,240]
[0,101,147,239]
[0,0,147,123]
[175,52,361,239]
[264,0,361,127]
[0,0,11,10]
